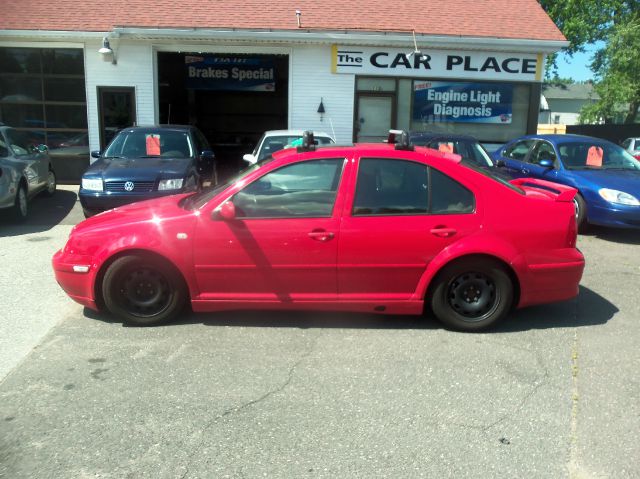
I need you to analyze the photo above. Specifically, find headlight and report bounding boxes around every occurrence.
[81,178,103,191]
[158,178,184,190]
[599,188,640,206]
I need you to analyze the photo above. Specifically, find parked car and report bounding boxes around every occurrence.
[0,123,56,220]
[493,134,640,229]
[408,132,495,168]
[79,125,216,217]
[621,137,640,160]
[242,129,334,164]
[54,131,584,331]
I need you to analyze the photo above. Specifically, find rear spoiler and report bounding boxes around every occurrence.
[509,178,577,202]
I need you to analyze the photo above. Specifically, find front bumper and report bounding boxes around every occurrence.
[52,249,99,310]
[79,188,183,215]
[587,203,640,229]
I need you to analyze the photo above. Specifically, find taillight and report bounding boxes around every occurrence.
[567,210,577,247]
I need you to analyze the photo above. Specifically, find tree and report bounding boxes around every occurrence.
[539,0,640,123]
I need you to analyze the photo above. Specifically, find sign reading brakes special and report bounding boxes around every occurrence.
[333,46,543,82]
[413,81,514,124]
[185,56,275,91]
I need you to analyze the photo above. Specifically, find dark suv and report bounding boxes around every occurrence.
[79,125,215,217]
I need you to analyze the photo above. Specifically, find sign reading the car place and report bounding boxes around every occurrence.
[185,56,275,91]
[413,81,514,124]
[332,46,543,82]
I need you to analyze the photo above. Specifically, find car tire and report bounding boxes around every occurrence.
[573,194,587,231]
[429,258,513,332]
[12,183,28,221]
[102,254,187,326]
[42,169,57,197]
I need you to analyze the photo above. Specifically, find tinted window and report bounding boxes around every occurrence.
[426,140,493,167]
[233,159,343,218]
[430,168,475,214]
[353,159,428,215]
[504,140,534,160]
[194,129,211,152]
[529,141,557,165]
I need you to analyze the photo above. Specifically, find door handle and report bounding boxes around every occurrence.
[308,230,335,242]
[522,168,530,175]
[430,227,457,238]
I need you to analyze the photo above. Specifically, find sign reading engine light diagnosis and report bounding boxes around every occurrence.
[413,81,514,124]
[185,56,275,91]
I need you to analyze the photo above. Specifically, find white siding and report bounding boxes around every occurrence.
[84,40,155,154]
[290,45,355,144]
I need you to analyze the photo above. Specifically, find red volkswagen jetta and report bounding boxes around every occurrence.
[53,132,584,331]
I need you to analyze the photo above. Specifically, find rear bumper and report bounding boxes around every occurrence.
[517,249,585,308]
[52,249,99,311]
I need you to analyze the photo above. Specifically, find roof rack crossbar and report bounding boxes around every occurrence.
[387,129,414,151]
[296,130,317,153]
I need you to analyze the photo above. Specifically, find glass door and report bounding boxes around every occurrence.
[98,87,136,149]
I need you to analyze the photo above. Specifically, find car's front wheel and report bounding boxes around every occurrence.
[102,254,187,326]
[43,169,57,197]
[573,193,587,231]
[12,183,28,221]
[429,258,513,332]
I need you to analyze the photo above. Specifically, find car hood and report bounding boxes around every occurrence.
[73,193,193,233]
[85,157,192,179]
[569,168,640,194]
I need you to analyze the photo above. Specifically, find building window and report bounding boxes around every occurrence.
[0,47,88,152]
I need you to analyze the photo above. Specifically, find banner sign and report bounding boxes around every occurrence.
[333,46,543,82]
[185,56,275,91]
[413,81,514,124]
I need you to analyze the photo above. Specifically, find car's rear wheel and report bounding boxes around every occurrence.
[43,169,56,197]
[430,258,513,332]
[12,183,28,221]
[102,254,187,326]
[573,194,587,231]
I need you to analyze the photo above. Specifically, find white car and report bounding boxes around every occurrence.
[621,137,640,159]
[243,130,335,164]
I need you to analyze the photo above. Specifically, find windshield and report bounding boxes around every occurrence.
[557,141,640,170]
[183,161,266,210]
[103,130,194,159]
[462,161,525,195]
[257,135,334,162]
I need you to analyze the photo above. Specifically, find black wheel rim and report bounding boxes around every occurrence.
[447,271,499,322]
[116,266,173,318]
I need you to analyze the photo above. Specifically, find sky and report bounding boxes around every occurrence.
[552,42,604,82]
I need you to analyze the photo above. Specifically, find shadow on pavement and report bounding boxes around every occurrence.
[84,285,617,333]
[582,225,640,245]
[0,189,79,237]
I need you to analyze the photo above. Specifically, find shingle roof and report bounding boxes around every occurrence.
[1,0,565,42]
[542,83,599,100]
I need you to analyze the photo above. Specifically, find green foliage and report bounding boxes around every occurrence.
[540,0,640,123]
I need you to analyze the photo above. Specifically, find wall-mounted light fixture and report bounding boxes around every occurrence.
[98,37,117,64]
[295,10,302,28]
[317,97,326,121]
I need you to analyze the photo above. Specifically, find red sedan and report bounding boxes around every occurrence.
[53,133,584,331]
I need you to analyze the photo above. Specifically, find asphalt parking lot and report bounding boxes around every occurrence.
[0,188,638,478]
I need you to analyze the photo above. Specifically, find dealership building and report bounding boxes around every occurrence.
[0,0,567,181]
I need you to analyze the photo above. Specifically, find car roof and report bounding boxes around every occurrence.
[512,134,613,144]
[263,130,333,138]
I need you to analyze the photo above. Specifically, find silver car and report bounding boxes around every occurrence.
[0,124,56,220]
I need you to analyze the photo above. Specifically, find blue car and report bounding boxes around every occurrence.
[493,134,640,229]
[79,125,216,217]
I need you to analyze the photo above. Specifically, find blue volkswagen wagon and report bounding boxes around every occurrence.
[79,125,215,217]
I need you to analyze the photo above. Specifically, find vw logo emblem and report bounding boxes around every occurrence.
[124,181,134,192]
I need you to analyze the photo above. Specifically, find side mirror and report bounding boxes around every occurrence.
[200,150,215,160]
[495,159,506,168]
[243,153,257,165]
[37,144,48,153]
[91,150,101,159]
[539,159,554,169]
[216,201,236,221]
